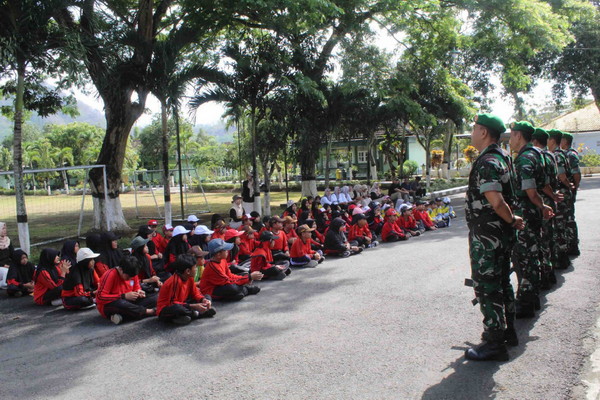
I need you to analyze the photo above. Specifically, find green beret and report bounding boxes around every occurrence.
[474,113,506,134]
[562,132,573,140]
[548,129,563,140]
[532,128,549,140]
[510,121,535,135]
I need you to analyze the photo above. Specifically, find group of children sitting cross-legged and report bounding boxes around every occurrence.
[1,192,456,326]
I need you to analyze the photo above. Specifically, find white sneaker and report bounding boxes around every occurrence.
[50,299,63,307]
[110,314,123,325]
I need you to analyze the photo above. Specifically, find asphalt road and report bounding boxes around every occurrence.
[1,177,599,400]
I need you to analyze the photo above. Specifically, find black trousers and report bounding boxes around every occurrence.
[42,286,63,304]
[212,284,249,301]
[272,250,290,262]
[103,293,157,321]
[7,284,31,296]
[63,296,94,310]
[159,303,196,321]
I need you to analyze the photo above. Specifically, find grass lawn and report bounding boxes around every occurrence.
[0,190,301,258]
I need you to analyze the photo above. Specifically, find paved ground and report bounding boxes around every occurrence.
[1,177,599,400]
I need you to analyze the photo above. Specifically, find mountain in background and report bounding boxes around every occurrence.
[0,97,234,143]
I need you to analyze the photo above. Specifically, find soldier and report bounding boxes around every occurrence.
[547,129,573,269]
[560,132,581,256]
[509,121,554,319]
[531,128,562,288]
[465,114,524,362]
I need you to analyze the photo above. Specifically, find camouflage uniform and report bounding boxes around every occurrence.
[565,147,580,251]
[466,143,517,341]
[553,148,571,263]
[539,148,558,285]
[513,143,546,306]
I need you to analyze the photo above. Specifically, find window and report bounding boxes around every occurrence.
[357,150,368,163]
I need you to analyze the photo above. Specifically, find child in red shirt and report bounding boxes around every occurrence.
[290,224,323,267]
[157,254,215,325]
[269,216,290,261]
[33,248,71,306]
[200,239,262,301]
[381,209,407,242]
[348,214,377,248]
[61,247,100,310]
[95,256,157,325]
[397,205,422,237]
[251,231,291,280]
[238,226,258,263]
[414,200,437,231]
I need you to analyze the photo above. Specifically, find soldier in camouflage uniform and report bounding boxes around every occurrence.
[531,128,561,289]
[465,114,524,362]
[509,121,554,319]
[547,129,573,269]
[560,132,581,256]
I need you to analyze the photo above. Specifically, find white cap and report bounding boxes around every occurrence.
[76,247,101,264]
[173,225,191,237]
[194,225,214,235]
[187,214,199,222]
[163,224,173,231]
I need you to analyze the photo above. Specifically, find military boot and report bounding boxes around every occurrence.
[515,293,536,319]
[555,253,571,270]
[548,269,557,285]
[567,245,580,257]
[465,341,509,361]
[504,314,518,347]
[540,272,551,291]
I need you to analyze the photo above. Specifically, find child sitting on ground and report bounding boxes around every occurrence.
[290,224,324,267]
[34,248,71,306]
[238,226,258,263]
[251,231,292,280]
[95,256,157,325]
[200,239,263,301]
[428,200,449,228]
[397,205,422,236]
[268,216,290,261]
[414,201,437,231]
[324,217,363,257]
[6,250,35,297]
[157,254,215,325]
[348,213,378,248]
[282,216,298,247]
[224,229,249,274]
[381,209,408,242]
[131,236,163,293]
[61,247,100,310]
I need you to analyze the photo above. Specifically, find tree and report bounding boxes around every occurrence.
[0,0,79,253]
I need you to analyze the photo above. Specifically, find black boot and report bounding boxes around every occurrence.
[504,313,518,346]
[567,246,580,257]
[556,253,571,270]
[465,341,509,361]
[548,269,557,285]
[516,295,536,319]
[540,272,551,291]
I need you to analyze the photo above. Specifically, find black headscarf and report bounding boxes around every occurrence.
[62,258,95,293]
[99,232,123,268]
[60,240,79,266]
[137,226,157,255]
[34,248,61,283]
[164,233,190,262]
[324,217,348,251]
[86,233,103,253]
[132,244,153,279]
[8,249,35,284]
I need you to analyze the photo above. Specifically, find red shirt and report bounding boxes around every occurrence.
[152,233,168,254]
[381,221,405,242]
[270,229,288,252]
[137,254,157,280]
[96,268,142,318]
[290,237,315,258]
[414,209,435,228]
[397,215,417,230]
[157,273,204,315]
[250,244,274,272]
[239,235,257,257]
[33,267,65,305]
[200,259,250,296]
[348,224,372,241]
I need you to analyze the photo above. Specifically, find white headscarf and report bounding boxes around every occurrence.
[0,222,10,250]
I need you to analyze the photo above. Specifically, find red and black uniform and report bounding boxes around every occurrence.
[396,215,420,236]
[96,268,156,321]
[61,260,96,310]
[33,249,65,305]
[251,242,290,280]
[348,224,372,247]
[6,249,35,296]
[290,237,318,267]
[200,259,253,301]
[239,234,258,262]
[152,232,168,255]
[381,220,407,242]
[163,235,191,270]
[414,209,435,230]
[157,273,206,321]
[270,229,289,261]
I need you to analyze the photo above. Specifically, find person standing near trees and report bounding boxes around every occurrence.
[465,114,524,362]
[242,174,257,214]
[510,121,554,319]
[560,132,581,256]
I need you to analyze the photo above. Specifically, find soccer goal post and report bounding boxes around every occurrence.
[0,165,109,252]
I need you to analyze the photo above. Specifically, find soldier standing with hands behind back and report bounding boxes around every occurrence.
[465,114,524,362]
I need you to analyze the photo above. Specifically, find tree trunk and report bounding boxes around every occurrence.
[324,136,332,188]
[261,157,271,216]
[13,59,30,254]
[89,91,144,231]
[250,106,261,215]
[300,151,318,197]
[425,144,432,191]
[160,99,172,225]
[62,170,70,194]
